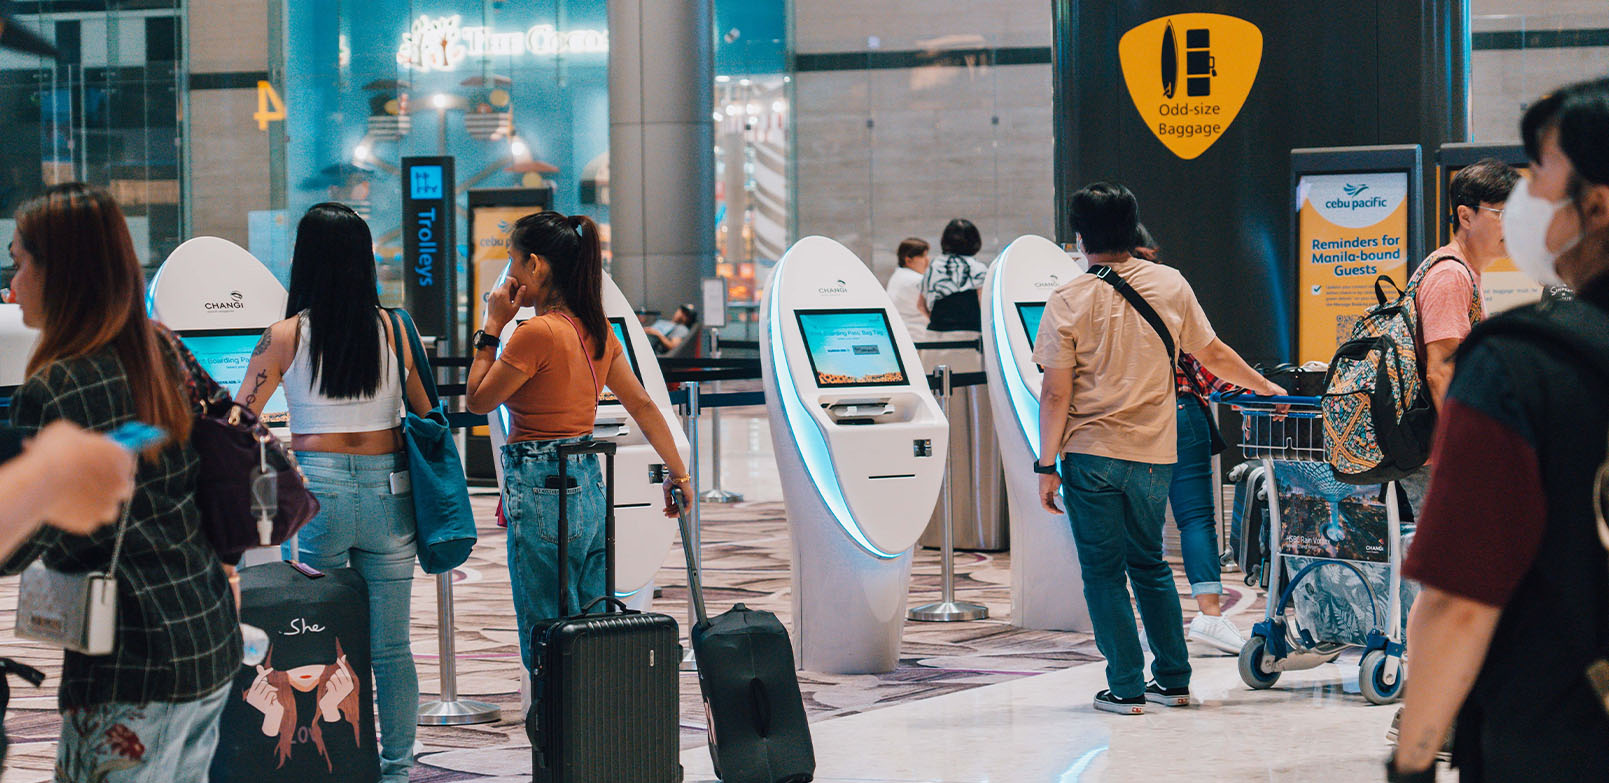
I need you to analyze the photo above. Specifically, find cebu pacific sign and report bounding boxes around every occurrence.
[1118,13,1263,160]
[397,15,608,73]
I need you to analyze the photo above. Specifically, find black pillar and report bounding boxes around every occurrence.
[1053,2,1468,363]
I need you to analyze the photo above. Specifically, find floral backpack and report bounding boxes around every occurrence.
[1321,257,1477,484]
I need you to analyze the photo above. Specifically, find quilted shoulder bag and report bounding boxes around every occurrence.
[160,328,320,560]
[14,504,128,655]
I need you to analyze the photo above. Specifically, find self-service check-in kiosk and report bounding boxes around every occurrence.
[149,237,290,567]
[762,236,948,674]
[982,235,1091,631]
[487,273,690,611]
[0,304,40,388]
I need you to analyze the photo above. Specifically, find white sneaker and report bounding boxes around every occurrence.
[1188,614,1245,655]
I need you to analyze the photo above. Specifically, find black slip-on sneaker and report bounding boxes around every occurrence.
[1094,689,1145,715]
[1145,681,1191,707]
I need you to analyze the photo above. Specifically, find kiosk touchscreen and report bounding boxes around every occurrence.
[176,329,290,425]
[982,235,1091,631]
[0,304,39,390]
[148,237,290,568]
[762,236,948,674]
[487,273,689,612]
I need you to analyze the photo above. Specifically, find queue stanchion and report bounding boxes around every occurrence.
[680,380,702,671]
[701,329,743,504]
[908,365,989,622]
[418,571,501,725]
[1212,401,1235,571]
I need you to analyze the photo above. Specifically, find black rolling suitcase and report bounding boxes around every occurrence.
[526,441,682,783]
[211,561,380,782]
[674,488,815,783]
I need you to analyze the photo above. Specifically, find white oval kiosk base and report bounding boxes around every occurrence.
[983,235,1092,632]
[762,237,948,674]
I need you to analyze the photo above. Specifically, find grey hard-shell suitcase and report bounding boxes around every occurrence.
[1230,461,1271,587]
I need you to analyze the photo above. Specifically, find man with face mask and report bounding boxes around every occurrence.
[1389,77,1609,782]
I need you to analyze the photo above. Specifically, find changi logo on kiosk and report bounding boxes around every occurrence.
[203,290,246,312]
[1118,13,1263,160]
[396,14,608,73]
[817,279,849,295]
[1033,274,1062,289]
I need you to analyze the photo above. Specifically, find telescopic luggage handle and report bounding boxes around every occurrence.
[672,487,710,628]
[555,440,619,617]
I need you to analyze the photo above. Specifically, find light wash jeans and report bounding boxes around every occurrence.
[1168,398,1224,596]
[288,451,417,783]
[55,684,229,782]
[1060,452,1191,699]
[501,436,607,671]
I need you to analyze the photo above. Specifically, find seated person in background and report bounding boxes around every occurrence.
[644,304,698,354]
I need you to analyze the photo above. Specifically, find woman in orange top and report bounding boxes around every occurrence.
[466,210,689,669]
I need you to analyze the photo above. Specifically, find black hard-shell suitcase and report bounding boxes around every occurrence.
[674,488,815,783]
[211,561,380,782]
[1229,461,1272,588]
[526,441,682,783]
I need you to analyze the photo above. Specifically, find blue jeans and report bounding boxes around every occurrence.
[56,684,229,782]
[1060,452,1191,698]
[1169,399,1224,596]
[288,451,418,783]
[502,436,607,671]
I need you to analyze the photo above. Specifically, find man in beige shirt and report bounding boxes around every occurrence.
[1032,182,1282,714]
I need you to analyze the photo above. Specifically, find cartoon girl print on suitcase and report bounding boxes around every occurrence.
[242,637,363,772]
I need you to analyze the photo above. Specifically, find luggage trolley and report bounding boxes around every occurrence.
[1211,392,1409,705]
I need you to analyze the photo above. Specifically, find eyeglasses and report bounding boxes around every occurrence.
[1479,206,1506,217]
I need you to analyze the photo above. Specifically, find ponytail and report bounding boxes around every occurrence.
[565,215,609,360]
[509,210,610,360]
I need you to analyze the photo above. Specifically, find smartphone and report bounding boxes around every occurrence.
[106,421,168,453]
[388,470,411,495]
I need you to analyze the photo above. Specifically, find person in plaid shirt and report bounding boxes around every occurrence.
[1139,228,1253,654]
[4,183,240,782]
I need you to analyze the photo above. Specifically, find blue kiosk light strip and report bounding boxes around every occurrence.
[990,268,1042,456]
[767,260,898,559]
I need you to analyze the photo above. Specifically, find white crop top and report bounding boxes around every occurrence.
[282,315,405,434]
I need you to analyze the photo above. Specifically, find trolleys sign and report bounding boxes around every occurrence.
[1118,13,1263,160]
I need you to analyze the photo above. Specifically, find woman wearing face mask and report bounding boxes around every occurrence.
[1389,77,1609,782]
[465,211,689,672]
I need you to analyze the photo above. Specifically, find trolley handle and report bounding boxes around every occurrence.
[1210,391,1323,407]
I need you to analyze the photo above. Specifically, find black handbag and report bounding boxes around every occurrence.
[163,329,320,562]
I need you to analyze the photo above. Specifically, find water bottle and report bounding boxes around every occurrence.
[240,623,269,666]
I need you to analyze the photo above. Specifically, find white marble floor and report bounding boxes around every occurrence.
[681,651,1441,782]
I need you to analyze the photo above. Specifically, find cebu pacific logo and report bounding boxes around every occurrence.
[1118,13,1263,160]
[817,279,849,295]
[1326,184,1388,211]
[203,290,246,312]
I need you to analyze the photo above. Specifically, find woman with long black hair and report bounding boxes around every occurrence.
[235,203,434,782]
[466,210,689,670]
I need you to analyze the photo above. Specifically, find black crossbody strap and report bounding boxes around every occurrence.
[1089,264,1176,363]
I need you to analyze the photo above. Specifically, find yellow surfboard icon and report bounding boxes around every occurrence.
[1119,13,1262,160]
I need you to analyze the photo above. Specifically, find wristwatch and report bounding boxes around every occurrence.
[1032,458,1059,475]
[471,329,501,352]
[1384,757,1436,783]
